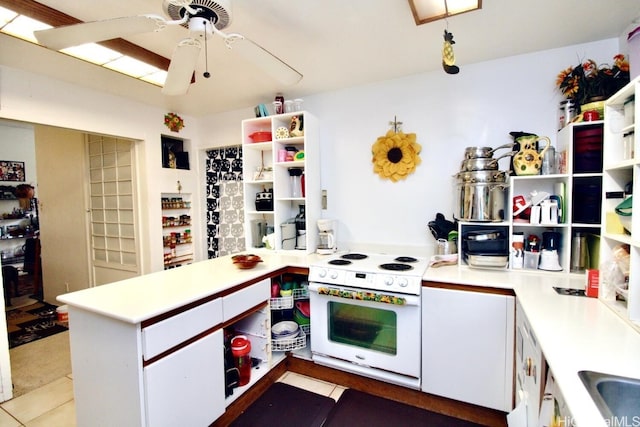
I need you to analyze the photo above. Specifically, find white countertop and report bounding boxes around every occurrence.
[58,252,313,324]
[58,254,640,426]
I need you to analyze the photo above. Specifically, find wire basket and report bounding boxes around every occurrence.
[293,286,309,300]
[299,324,310,336]
[271,329,306,352]
[270,295,293,310]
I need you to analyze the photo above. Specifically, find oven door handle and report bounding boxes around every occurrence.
[308,282,421,306]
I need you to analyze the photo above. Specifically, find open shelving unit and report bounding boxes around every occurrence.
[242,112,320,253]
[600,75,640,332]
[457,121,603,276]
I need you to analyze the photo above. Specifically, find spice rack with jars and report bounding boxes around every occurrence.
[242,112,319,253]
[161,193,193,269]
[600,75,640,331]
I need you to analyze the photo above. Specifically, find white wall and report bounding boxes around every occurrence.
[197,38,620,254]
[0,120,36,185]
[0,37,623,261]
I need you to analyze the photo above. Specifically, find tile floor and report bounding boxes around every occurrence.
[0,372,342,426]
[0,374,75,427]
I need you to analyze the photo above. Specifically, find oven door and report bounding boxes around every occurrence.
[308,282,421,386]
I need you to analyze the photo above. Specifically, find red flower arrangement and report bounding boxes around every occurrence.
[164,112,185,132]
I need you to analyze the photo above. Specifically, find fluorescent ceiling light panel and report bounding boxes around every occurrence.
[141,70,169,86]
[409,0,481,25]
[2,15,50,42]
[103,55,160,78]
[0,6,18,26]
[0,5,167,87]
[61,43,123,65]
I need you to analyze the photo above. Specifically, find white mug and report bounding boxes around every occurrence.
[530,205,541,224]
[540,200,558,224]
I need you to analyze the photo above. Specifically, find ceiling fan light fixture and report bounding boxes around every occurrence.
[408,0,481,25]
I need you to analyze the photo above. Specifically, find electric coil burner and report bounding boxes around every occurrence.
[342,253,368,260]
[329,259,351,266]
[395,256,418,263]
[380,263,413,271]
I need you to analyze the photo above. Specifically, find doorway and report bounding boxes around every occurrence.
[1,121,141,399]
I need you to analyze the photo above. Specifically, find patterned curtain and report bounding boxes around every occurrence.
[205,146,244,258]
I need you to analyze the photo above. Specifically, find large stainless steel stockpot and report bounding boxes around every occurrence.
[463,143,515,159]
[456,169,508,183]
[459,152,516,172]
[455,181,508,222]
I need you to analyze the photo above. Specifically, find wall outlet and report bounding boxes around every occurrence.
[65,282,69,292]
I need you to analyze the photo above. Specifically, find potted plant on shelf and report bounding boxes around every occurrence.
[556,54,630,118]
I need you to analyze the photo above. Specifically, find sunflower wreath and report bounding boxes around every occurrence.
[371,130,421,182]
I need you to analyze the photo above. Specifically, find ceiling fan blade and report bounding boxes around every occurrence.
[34,15,167,50]
[229,37,302,86]
[162,38,202,96]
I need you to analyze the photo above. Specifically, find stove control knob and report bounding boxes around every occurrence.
[330,270,339,279]
[317,268,327,278]
[397,277,408,287]
[384,276,394,286]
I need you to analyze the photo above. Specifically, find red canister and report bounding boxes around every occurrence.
[231,335,252,386]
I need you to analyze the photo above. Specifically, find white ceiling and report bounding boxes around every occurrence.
[4,0,640,117]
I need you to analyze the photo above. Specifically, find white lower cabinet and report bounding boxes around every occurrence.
[514,300,545,427]
[421,285,515,412]
[144,329,225,427]
[67,279,271,426]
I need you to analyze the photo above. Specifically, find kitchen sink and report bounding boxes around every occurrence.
[578,370,640,420]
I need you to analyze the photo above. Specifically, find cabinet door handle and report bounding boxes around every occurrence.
[525,357,536,378]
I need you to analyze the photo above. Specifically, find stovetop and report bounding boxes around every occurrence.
[308,252,428,295]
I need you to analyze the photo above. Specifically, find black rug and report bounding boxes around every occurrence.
[6,302,68,349]
[230,382,335,427]
[323,389,485,427]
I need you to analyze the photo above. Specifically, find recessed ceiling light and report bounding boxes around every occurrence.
[409,0,481,25]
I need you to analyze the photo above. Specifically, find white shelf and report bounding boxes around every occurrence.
[599,75,640,328]
[459,122,603,275]
[242,112,320,253]
[161,193,194,269]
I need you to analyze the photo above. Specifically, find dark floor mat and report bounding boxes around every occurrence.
[230,382,335,427]
[323,388,484,427]
[6,302,67,349]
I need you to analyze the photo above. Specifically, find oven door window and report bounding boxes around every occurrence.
[328,301,397,355]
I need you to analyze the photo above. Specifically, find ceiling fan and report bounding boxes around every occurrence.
[33,0,303,95]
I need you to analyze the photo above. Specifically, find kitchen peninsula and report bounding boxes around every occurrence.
[58,253,640,427]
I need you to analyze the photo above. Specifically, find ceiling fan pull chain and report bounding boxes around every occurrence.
[203,19,211,78]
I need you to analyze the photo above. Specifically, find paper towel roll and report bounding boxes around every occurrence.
[281,223,296,250]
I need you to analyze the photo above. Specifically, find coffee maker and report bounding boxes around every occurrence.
[317,219,337,254]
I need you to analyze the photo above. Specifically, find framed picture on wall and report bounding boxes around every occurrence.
[0,161,25,182]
